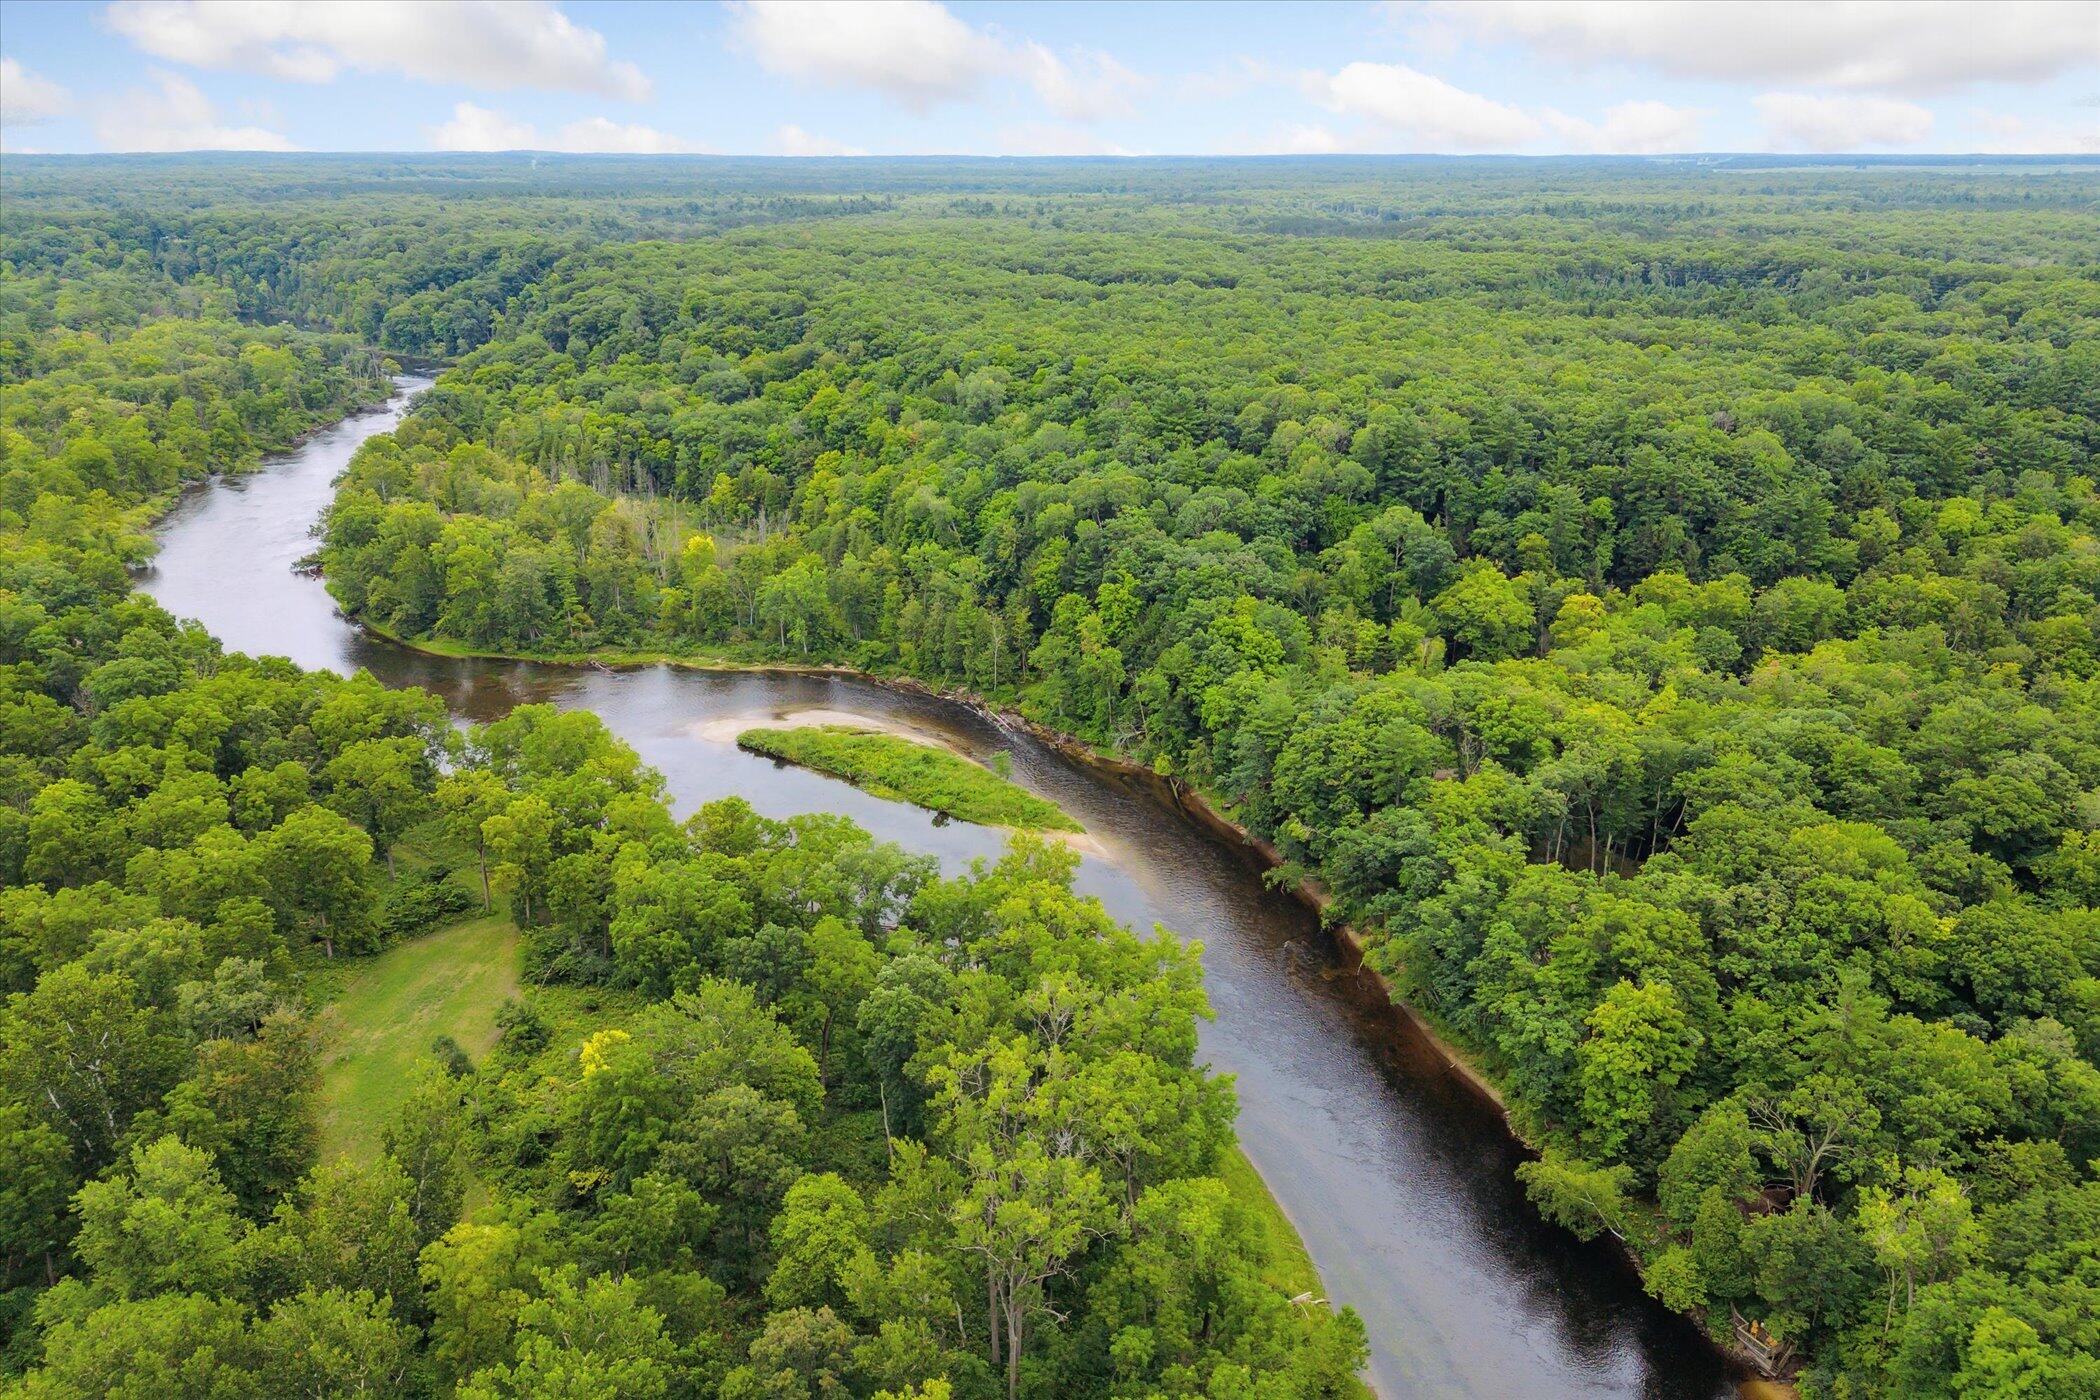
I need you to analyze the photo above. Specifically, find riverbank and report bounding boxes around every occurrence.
[351,618,1566,1132]
[145,388,1759,1394]
[140,379,406,539]
[346,615,1791,1393]
[1021,705,1796,1397]
[342,623,1405,1347]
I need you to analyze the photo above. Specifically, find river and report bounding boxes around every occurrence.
[143,379,1738,1400]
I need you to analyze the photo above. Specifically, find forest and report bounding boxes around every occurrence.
[2,153,2098,1397]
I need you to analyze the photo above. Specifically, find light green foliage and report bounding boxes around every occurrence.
[1858,1166,1983,1324]
[1576,978,1703,1159]
[1657,1099,1758,1233]
[321,737,432,876]
[256,805,377,957]
[17,1293,257,1400]
[382,1062,472,1248]
[419,1219,550,1389]
[1643,1246,1708,1314]
[72,1136,248,1300]
[1079,1174,1369,1397]
[739,726,1081,832]
[250,1288,416,1397]
[1434,563,1536,662]
[457,1268,677,1399]
[1514,1149,1633,1243]
[0,963,185,1169]
[247,1154,422,1306]
[765,1172,873,1311]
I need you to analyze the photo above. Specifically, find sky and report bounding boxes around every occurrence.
[1,0,2096,158]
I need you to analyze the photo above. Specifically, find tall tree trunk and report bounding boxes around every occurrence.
[987,1275,1002,1370]
[1005,1302,1025,1400]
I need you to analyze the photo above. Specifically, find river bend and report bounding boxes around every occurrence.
[143,379,1736,1400]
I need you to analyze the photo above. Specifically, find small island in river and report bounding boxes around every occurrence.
[738,724,1082,832]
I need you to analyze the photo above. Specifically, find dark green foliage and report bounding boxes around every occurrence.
[376,869,479,944]
[493,995,551,1055]
[4,153,2098,1395]
[0,190,1361,1398]
[294,158,2100,1394]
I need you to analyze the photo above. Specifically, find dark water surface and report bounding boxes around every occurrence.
[144,380,1738,1400]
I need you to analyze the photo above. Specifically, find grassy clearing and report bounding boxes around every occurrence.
[738,724,1080,832]
[315,911,520,1161]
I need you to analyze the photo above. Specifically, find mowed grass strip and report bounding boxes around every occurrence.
[738,725,1080,832]
[315,912,520,1161]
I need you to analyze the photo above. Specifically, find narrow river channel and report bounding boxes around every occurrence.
[143,379,1739,1400]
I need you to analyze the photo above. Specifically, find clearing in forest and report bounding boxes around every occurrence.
[315,912,520,1160]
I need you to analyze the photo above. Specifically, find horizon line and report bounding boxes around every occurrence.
[5,150,2097,162]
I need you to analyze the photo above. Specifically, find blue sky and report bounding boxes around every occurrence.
[2,1,2096,157]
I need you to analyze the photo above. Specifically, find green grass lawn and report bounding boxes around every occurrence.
[738,725,1080,832]
[315,912,520,1161]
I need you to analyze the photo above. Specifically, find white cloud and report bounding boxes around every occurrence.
[1021,43,1148,122]
[1542,99,1707,154]
[551,116,704,154]
[773,123,867,156]
[1300,62,1707,154]
[104,0,650,100]
[95,68,296,150]
[731,0,1000,107]
[1958,109,2100,154]
[424,101,703,153]
[425,101,537,151]
[1,58,70,125]
[1252,123,1345,155]
[1754,92,1934,151]
[1309,62,1542,149]
[1409,1,2100,96]
[732,1,1150,123]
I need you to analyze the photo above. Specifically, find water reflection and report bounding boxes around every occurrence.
[142,380,1737,1400]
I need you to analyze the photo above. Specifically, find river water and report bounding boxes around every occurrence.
[143,379,1737,1400]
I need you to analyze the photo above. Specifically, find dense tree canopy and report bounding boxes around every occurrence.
[0,157,1363,1399]
[3,153,2097,1396]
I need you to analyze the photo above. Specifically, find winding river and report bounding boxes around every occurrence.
[143,380,1739,1400]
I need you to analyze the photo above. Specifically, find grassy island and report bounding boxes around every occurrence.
[738,725,1080,832]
